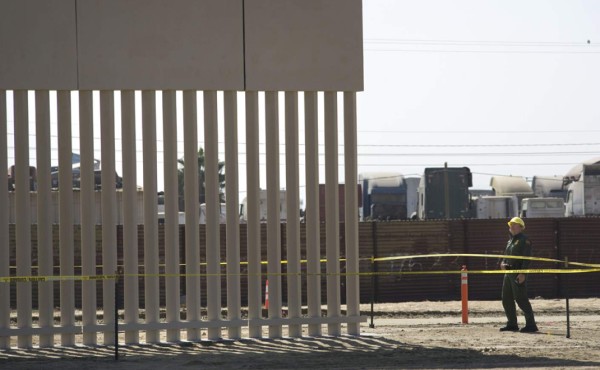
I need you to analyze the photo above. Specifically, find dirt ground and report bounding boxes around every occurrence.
[1,298,599,369]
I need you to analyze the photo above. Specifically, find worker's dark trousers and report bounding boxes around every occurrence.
[502,274,536,328]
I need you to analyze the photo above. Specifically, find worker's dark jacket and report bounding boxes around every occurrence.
[503,233,532,272]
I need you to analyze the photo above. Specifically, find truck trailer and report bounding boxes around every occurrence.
[490,175,534,214]
[359,172,407,221]
[475,196,518,219]
[417,165,472,219]
[564,161,600,217]
[520,197,565,218]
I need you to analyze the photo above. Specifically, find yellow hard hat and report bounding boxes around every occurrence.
[507,217,525,229]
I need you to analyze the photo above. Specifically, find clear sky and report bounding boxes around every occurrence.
[359,0,600,189]
[4,0,600,199]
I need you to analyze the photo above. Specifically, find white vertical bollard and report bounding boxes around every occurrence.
[285,91,301,338]
[324,92,341,336]
[142,90,160,343]
[183,90,201,341]
[58,90,75,346]
[100,91,117,345]
[36,90,55,347]
[204,91,222,340]
[245,91,262,338]
[163,90,181,342]
[265,91,282,338]
[79,90,97,345]
[14,91,32,348]
[344,92,360,336]
[224,91,241,339]
[121,90,140,344]
[304,92,322,337]
[0,90,9,350]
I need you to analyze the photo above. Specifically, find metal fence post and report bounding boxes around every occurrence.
[564,257,570,339]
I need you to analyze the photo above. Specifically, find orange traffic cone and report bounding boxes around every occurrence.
[264,279,269,310]
[461,265,469,324]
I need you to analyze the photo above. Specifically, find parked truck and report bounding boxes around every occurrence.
[417,165,472,219]
[563,161,600,217]
[359,172,407,221]
[475,196,518,219]
[531,175,566,200]
[239,189,287,222]
[520,197,565,218]
[490,175,535,214]
[405,177,420,219]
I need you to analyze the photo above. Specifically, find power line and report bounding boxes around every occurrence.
[4,157,583,169]
[354,129,600,134]
[364,48,600,55]
[356,163,580,167]
[7,121,600,136]
[357,143,600,148]
[8,150,599,158]
[7,138,600,149]
[363,38,600,54]
[356,151,600,157]
[363,38,597,47]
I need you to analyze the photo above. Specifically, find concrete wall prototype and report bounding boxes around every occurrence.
[0,0,363,91]
[0,0,364,347]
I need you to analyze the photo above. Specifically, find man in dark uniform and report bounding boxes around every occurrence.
[499,217,539,333]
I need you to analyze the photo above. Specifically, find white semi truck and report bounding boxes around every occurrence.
[564,162,600,217]
[531,175,566,200]
[489,175,535,215]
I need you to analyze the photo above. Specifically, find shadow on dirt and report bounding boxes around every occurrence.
[1,336,599,369]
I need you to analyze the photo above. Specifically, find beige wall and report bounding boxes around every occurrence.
[0,0,78,90]
[0,0,363,91]
[244,0,363,91]
[77,0,244,90]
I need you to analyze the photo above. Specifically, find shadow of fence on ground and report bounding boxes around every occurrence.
[2,335,600,369]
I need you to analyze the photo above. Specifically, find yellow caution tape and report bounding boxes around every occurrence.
[10,253,600,269]
[352,268,600,276]
[370,253,600,268]
[7,258,345,270]
[2,253,599,282]
[0,274,118,283]
[2,268,600,282]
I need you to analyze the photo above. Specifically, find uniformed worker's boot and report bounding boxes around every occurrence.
[520,325,539,333]
[499,325,519,332]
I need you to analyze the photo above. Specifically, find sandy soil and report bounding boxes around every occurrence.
[1,298,599,369]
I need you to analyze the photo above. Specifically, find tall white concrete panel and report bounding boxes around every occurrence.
[0,0,78,89]
[77,0,244,90]
[244,0,364,91]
